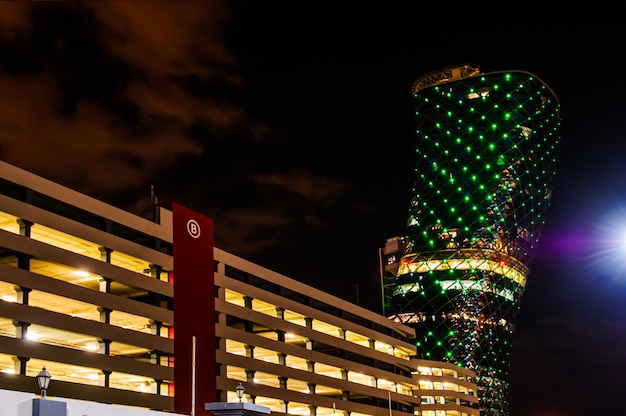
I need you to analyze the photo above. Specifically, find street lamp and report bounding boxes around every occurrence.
[36,366,51,398]
[235,382,245,403]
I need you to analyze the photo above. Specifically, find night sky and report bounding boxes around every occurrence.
[1,2,625,416]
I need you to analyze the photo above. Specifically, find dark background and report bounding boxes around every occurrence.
[1,3,625,415]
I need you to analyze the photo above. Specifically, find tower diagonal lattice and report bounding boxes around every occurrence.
[383,65,562,416]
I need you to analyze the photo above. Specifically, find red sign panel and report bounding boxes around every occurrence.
[172,203,216,415]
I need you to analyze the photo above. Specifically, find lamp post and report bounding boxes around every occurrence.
[205,381,269,416]
[235,382,245,403]
[36,366,51,398]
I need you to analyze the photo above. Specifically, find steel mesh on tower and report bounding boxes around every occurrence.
[384,67,561,416]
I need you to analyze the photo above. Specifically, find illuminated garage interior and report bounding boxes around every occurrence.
[0,160,479,416]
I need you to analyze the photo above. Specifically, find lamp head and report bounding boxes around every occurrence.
[235,382,245,402]
[36,366,51,398]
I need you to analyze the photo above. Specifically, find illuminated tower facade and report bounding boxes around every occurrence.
[383,65,561,415]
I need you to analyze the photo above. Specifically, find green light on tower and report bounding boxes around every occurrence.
[385,64,562,416]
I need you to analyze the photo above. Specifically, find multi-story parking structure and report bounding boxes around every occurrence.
[0,160,478,416]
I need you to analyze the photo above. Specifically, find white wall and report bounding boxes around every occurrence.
[1,388,188,416]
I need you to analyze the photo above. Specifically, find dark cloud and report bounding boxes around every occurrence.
[0,1,364,281]
[0,2,240,195]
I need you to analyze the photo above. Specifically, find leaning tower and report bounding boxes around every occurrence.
[382,64,562,415]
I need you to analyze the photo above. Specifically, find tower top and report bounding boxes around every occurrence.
[411,64,482,94]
